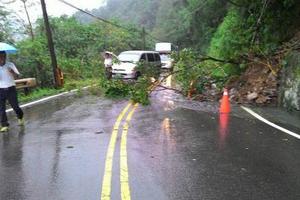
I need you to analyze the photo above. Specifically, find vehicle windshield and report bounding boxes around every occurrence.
[118,52,140,62]
[160,54,171,62]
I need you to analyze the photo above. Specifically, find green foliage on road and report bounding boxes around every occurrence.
[101,79,132,98]
[130,77,151,105]
[99,62,160,105]
[173,49,228,95]
[173,49,203,95]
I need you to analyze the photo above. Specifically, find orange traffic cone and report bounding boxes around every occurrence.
[219,88,230,114]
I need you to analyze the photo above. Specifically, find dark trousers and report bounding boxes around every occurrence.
[105,67,112,80]
[0,86,23,127]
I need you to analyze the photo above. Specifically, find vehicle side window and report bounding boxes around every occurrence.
[154,54,161,62]
[147,53,155,62]
[140,54,146,61]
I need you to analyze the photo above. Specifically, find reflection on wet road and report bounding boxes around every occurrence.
[0,94,129,200]
[218,113,230,149]
[127,77,300,200]
[0,83,300,200]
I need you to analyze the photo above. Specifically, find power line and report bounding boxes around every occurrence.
[58,0,132,32]
[57,0,163,42]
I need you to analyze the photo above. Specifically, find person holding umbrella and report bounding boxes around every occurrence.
[0,44,24,132]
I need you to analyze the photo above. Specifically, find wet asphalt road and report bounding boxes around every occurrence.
[0,88,300,200]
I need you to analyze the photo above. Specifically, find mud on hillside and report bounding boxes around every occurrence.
[226,32,300,106]
[190,61,280,105]
[194,32,300,105]
[226,63,279,105]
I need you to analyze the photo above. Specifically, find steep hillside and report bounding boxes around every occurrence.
[73,0,300,111]
[74,0,228,50]
[74,0,161,30]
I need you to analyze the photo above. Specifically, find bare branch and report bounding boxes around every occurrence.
[227,0,244,7]
[147,70,182,93]
[156,85,183,94]
[251,0,270,45]
[199,55,239,64]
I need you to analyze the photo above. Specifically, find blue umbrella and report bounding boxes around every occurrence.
[0,42,17,53]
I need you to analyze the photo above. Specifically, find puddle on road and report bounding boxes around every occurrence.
[151,89,219,114]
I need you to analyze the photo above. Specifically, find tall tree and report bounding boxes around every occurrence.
[20,0,35,40]
[1,0,39,40]
[0,5,13,41]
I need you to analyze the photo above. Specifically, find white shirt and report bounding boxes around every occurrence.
[0,62,20,88]
[104,58,112,68]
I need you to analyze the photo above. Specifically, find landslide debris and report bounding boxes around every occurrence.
[226,63,278,105]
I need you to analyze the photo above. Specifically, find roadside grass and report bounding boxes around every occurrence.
[17,75,153,105]
[18,78,101,104]
[63,78,100,91]
[18,88,64,103]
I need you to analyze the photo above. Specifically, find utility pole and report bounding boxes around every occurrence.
[141,27,146,49]
[40,0,59,87]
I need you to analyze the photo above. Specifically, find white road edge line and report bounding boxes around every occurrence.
[6,86,92,113]
[241,106,300,140]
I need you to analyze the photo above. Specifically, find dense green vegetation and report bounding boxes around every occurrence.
[0,5,12,42]
[76,0,300,89]
[1,0,300,103]
[13,16,144,88]
[80,0,300,53]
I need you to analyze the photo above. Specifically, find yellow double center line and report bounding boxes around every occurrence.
[101,102,138,200]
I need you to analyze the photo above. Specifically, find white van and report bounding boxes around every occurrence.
[160,54,173,69]
[155,43,174,70]
[112,51,161,79]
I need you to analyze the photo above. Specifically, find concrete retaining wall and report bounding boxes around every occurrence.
[280,51,300,111]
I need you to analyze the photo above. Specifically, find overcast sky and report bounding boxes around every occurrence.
[3,0,105,22]
[44,0,105,17]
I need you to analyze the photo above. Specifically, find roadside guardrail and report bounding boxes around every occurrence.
[15,78,37,95]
